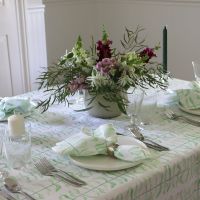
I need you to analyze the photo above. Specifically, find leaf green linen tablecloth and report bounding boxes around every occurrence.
[1,79,200,200]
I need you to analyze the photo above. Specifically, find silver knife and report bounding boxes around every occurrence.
[117,132,169,151]
[142,140,169,151]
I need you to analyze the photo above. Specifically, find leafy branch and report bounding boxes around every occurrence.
[121,25,147,53]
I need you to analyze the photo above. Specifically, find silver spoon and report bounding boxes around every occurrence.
[128,127,169,151]
[4,177,36,200]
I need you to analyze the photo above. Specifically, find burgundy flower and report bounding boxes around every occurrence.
[140,48,156,62]
[96,40,112,62]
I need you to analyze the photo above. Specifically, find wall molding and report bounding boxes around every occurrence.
[0,0,4,6]
[27,4,45,10]
[43,0,200,5]
[26,2,47,90]
[14,0,47,92]
[15,0,31,92]
[0,35,14,96]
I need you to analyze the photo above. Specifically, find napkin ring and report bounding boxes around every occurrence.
[107,144,119,158]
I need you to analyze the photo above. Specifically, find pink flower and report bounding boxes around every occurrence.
[96,58,118,75]
[67,77,86,93]
[140,48,156,62]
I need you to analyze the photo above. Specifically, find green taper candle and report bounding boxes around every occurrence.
[163,26,167,73]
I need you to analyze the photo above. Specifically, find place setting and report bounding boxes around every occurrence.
[161,61,200,127]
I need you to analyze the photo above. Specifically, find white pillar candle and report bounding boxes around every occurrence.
[8,114,25,137]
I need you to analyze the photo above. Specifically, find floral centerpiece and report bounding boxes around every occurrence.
[37,26,168,118]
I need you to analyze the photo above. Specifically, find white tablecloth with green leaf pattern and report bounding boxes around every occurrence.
[1,79,200,200]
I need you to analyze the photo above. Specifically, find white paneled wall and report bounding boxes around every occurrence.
[0,0,26,96]
[26,2,47,90]
[0,35,13,96]
[44,0,200,80]
[0,0,47,96]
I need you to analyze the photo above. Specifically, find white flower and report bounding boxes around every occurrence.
[87,72,114,89]
[86,57,96,66]
[118,75,134,87]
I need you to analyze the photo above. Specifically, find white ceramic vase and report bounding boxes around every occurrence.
[84,91,122,119]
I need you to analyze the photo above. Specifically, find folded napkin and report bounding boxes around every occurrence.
[0,97,35,119]
[192,81,200,90]
[176,85,200,110]
[52,124,150,163]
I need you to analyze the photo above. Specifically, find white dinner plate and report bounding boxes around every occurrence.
[178,104,200,116]
[69,135,148,171]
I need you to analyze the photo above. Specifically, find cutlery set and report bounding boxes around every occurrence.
[0,176,36,200]
[128,127,169,151]
[34,158,86,187]
[3,177,35,200]
[0,158,86,200]
[165,109,200,127]
[117,127,169,152]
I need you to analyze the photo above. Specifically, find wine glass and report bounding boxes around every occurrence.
[126,88,144,128]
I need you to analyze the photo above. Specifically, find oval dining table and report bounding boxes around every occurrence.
[0,78,200,200]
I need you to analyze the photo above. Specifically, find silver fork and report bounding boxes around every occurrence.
[34,160,83,187]
[39,157,86,185]
[165,109,200,127]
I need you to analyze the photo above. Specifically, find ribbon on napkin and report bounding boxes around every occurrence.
[0,97,35,119]
[176,82,200,110]
[52,124,150,162]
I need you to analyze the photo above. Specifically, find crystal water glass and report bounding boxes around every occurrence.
[192,60,200,82]
[0,124,5,157]
[126,89,144,128]
[139,90,158,125]
[76,90,84,104]
[3,126,31,169]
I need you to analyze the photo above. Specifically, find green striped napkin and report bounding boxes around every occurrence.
[176,83,200,109]
[52,124,150,163]
[0,97,35,119]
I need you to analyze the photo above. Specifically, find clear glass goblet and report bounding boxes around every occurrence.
[192,60,200,82]
[126,88,144,128]
[139,90,158,126]
[76,90,84,104]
